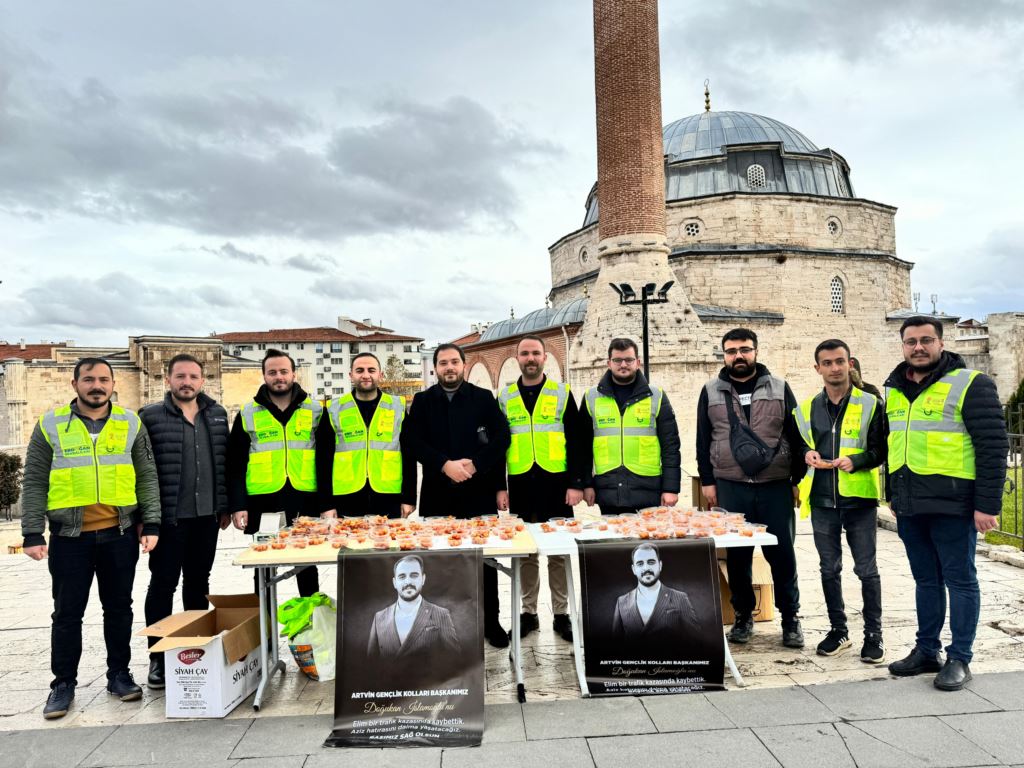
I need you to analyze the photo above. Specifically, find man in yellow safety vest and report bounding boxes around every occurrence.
[316,352,416,518]
[884,316,1007,691]
[21,357,162,719]
[794,339,886,663]
[227,349,324,596]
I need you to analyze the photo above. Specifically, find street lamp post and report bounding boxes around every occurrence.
[609,281,674,380]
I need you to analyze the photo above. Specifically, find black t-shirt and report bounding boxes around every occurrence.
[517,380,545,414]
[355,392,382,426]
[729,376,758,421]
[611,380,634,412]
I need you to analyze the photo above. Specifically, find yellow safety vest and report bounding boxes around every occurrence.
[793,387,879,518]
[39,404,141,509]
[327,392,405,495]
[241,397,322,494]
[586,386,663,477]
[886,369,979,480]
[498,379,569,475]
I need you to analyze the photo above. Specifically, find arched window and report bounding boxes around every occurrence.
[746,163,767,189]
[830,276,844,314]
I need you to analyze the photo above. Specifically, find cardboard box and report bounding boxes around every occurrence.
[717,550,775,624]
[140,594,262,718]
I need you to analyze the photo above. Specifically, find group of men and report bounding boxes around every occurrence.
[21,314,1008,720]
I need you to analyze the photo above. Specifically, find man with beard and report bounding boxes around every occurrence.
[495,335,584,641]
[140,354,230,690]
[793,340,886,663]
[612,544,700,653]
[402,343,511,646]
[884,317,1006,690]
[228,349,324,596]
[21,358,161,718]
[696,328,806,648]
[578,338,681,514]
[316,352,417,519]
[366,555,462,684]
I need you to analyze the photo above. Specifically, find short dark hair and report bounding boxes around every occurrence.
[167,353,204,376]
[261,349,296,373]
[899,316,943,339]
[73,357,113,380]
[607,337,639,359]
[516,335,546,352]
[813,339,851,363]
[631,543,660,562]
[394,555,424,575]
[721,328,758,349]
[433,343,465,366]
[351,352,380,369]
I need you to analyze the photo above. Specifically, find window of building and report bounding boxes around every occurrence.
[317,372,324,380]
[403,345,413,353]
[331,343,344,352]
[684,221,701,237]
[746,163,767,189]
[830,276,844,314]
[257,343,266,350]
[280,343,289,350]
[826,216,843,237]
[579,247,590,267]
[315,343,324,353]
[369,344,377,352]
[386,343,394,352]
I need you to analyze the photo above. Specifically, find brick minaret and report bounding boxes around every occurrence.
[571,0,718,396]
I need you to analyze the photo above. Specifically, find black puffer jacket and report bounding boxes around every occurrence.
[884,352,1007,517]
[140,392,229,524]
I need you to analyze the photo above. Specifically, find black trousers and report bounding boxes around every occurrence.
[719,478,800,620]
[49,525,139,686]
[811,506,882,635]
[145,516,221,655]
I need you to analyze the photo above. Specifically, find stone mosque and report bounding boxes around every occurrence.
[461,0,1024,468]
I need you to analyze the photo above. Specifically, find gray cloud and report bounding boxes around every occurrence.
[285,253,337,273]
[201,242,269,265]
[0,41,562,240]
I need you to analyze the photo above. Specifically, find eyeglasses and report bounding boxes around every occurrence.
[723,347,756,356]
[610,357,637,365]
[902,337,938,348]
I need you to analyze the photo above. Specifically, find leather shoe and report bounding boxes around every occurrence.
[552,613,573,642]
[519,613,539,638]
[486,623,510,649]
[107,669,143,702]
[147,657,165,689]
[43,682,75,719]
[728,614,754,643]
[934,659,972,691]
[888,647,943,677]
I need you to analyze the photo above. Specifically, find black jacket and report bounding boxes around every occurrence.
[577,371,681,509]
[140,392,229,525]
[795,387,886,510]
[402,381,511,517]
[227,384,321,528]
[884,351,1007,517]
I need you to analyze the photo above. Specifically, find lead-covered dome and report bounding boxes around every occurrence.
[662,111,819,161]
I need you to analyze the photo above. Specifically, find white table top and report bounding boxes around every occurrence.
[526,523,778,556]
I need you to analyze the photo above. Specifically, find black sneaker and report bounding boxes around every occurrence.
[934,659,972,691]
[727,614,754,643]
[486,623,510,649]
[552,613,573,642]
[861,633,885,664]
[816,628,852,656]
[107,669,143,702]
[519,612,540,638]
[888,647,943,676]
[43,682,75,719]
[147,657,165,689]
[782,618,805,648]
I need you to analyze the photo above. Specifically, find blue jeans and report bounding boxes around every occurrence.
[896,514,979,663]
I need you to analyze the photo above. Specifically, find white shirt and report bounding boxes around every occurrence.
[636,582,661,625]
[394,595,422,644]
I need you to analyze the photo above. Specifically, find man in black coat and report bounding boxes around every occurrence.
[884,317,1008,690]
[139,353,229,689]
[402,343,511,646]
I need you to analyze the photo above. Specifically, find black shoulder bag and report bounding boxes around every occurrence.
[724,395,782,478]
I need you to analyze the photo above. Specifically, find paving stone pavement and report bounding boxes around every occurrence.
[1,514,1023,765]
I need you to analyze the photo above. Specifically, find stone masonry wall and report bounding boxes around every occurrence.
[986,312,1024,403]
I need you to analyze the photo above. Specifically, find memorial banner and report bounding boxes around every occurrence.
[326,548,484,748]
[578,538,724,695]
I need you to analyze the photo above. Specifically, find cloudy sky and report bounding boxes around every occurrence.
[1,1,1021,347]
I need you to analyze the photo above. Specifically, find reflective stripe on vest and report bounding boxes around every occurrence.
[498,379,569,475]
[886,369,978,480]
[39,404,140,509]
[585,385,663,477]
[242,397,322,494]
[793,387,879,517]
[327,393,405,494]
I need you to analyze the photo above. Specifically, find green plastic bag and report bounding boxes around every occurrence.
[277,592,334,640]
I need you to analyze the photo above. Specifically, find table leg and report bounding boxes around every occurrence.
[723,633,744,687]
[253,566,286,711]
[509,557,525,703]
[268,566,280,666]
[561,554,589,697]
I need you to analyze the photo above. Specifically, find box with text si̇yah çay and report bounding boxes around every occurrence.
[139,594,262,718]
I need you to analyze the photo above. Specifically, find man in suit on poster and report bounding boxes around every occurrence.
[612,544,701,652]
